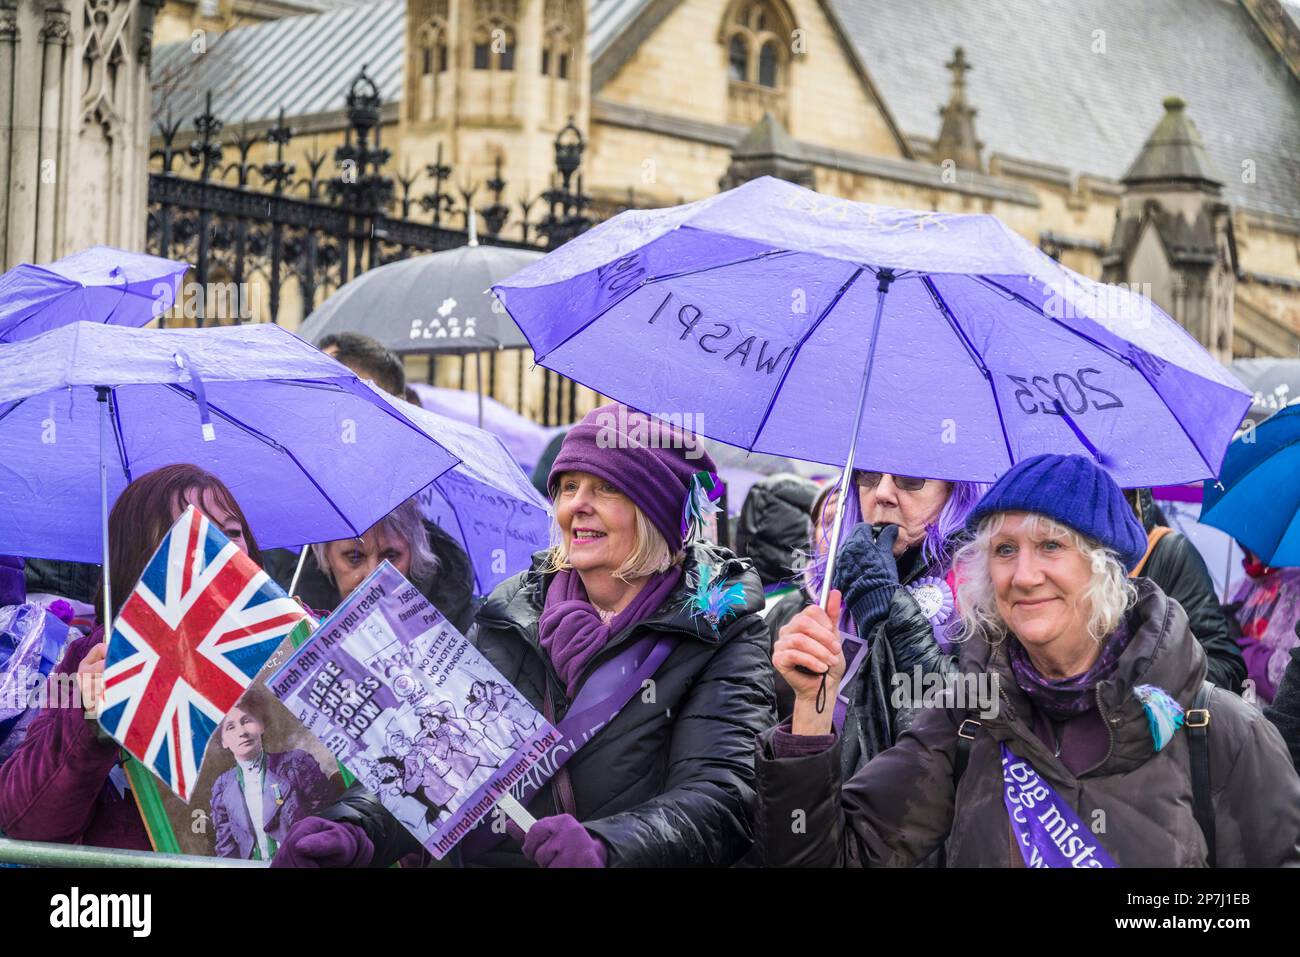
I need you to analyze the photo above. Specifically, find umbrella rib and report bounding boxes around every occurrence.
[975,275,1218,477]
[164,384,290,452]
[165,384,368,538]
[168,380,463,536]
[534,249,799,363]
[974,276,1128,361]
[0,397,27,426]
[437,479,484,594]
[642,248,798,284]
[749,265,868,453]
[108,387,133,484]
[923,277,1016,469]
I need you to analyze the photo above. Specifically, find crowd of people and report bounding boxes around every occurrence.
[1,331,1299,868]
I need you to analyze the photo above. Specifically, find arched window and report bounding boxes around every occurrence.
[729,35,747,81]
[758,40,777,87]
[473,21,515,71]
[417,21,448,76]
[722,1,792,86]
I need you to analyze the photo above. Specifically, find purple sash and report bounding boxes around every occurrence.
[1000,743,1116,868]
[459,634,676,860]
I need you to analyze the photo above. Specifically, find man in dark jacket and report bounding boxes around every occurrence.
[735,473,818,589]
[1128,489,1245,692]
[1265,630,1300,772]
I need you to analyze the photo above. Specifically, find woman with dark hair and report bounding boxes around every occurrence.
[0,464,261,850]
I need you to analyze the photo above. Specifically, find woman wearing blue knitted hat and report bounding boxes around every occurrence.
[759,454,1300,867]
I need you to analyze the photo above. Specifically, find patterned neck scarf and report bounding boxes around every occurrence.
[1007,618,1134,719]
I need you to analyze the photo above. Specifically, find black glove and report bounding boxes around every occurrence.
[831,523,901,635]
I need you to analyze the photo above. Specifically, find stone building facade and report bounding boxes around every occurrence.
[10,0,1300,419]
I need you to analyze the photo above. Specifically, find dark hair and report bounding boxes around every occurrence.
[98,464,261,623]
[219,697,268,745]
[318,332,406,396]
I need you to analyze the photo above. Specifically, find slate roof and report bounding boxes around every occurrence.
[588,0,651,60]
[151,0,1300,219]
[1284,0,1300,32]
[151,0,406,127]
[827,0,1300,219]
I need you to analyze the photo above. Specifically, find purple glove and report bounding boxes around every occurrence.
[520,814,608,868]
[271,817,374,868]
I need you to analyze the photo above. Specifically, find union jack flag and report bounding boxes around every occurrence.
[98,505,306,800]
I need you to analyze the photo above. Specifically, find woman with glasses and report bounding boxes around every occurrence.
[775,468,986,790]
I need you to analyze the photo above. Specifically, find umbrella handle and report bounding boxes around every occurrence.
[96,387,113,630]
[817,267,896,611]
[800,269,895,714]
[289,546,311,599]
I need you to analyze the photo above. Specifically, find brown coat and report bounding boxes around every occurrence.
[756,579,1300,867]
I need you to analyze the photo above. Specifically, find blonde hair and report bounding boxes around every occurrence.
[540,504,679,582]
[952,511,1136,647]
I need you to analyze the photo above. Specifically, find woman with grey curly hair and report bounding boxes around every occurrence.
[311,498,441,604]
[758,453,1300,868]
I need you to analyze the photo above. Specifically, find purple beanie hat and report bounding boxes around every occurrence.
[548,403,717,552]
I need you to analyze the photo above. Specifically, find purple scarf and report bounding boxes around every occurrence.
[538,566,682,699]
[1007,619,1133,719]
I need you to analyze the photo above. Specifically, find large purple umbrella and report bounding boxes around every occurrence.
[493,176,1249,599]
[0,246,189,342]
[0,322,459,615]
[378,392,552,595]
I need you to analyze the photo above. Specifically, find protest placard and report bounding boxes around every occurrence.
[269,562,559,859]
[125,621,350,859]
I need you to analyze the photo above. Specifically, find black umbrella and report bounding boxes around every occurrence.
[1230,358,1300,425]
[299,220,543,426]
[299,234,540,356]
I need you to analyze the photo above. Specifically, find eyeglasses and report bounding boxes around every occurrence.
[853,471,928,492]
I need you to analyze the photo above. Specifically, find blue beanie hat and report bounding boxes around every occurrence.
[965,454,1147,570]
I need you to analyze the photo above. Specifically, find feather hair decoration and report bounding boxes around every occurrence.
[1134,684,1185,752]
[687,564,747,628]
[681,470,724,544]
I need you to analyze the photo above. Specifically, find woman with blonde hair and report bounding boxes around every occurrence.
[760,454,1300,867]
[276,403,776,868]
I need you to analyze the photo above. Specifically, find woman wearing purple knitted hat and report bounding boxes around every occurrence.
[276,403,776,868]
[759,453,1300,867]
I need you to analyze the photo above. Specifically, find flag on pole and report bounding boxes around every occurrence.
[98,505,307,800]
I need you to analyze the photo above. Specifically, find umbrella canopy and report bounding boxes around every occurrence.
[493,176,1249,489]
[298,243,541,354]
[1200,404,1300,567]
[0,246,189,342]
[1230,357,1300,426]
[0,322,460,563]
[409,382,565,473]
[379,392,552,595]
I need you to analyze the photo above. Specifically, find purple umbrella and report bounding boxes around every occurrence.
[409,382,565,474]
[0,246,189,342]
[493,176,1249,600]
[0,322,459,617]
[378,392,552,595]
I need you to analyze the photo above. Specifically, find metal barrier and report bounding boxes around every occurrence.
[0,837,267,868]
